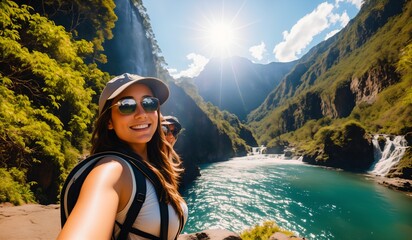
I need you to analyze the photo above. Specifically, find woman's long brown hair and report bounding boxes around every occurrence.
[91,100,185,218]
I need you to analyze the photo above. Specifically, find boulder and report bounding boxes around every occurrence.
[178,229,241,240]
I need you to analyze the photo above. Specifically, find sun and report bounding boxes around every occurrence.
[191,2,251,59]
[205,21,237,57]
[195,15,244,58]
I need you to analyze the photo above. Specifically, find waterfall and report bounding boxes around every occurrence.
[100,0,156,76]
[247,145,267,155]
[369,135,408,176]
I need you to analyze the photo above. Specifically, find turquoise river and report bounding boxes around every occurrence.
[181,156,412,240]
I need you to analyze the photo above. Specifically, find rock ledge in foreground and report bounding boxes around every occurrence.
[178,229,241,240]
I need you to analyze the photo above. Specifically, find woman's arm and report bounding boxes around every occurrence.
[57,158,132,240]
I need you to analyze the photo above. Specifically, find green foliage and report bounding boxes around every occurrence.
[240,220,295,240]
[0,168,35,205]
[178,79,250,152]
[281,118,369,158]
[39,0,117,63]
[200,103,249,152]
[349,60,412,134]
[0,0,110,204]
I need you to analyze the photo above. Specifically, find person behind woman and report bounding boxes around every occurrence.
[161,115,182,146]
[57,73,187,239]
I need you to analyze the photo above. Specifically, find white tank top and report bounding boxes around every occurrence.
[114,160,188,239]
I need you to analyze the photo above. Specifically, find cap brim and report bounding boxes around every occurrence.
[99,73,170,115]
[108,77,169,105]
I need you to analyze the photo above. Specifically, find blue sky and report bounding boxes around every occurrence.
[143,0,362,79]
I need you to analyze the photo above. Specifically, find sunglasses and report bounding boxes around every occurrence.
[162,125,179,137]
[112,97,159,115]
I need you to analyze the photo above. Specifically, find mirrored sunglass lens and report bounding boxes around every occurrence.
[142,97,159,112]
[118,99,137,114]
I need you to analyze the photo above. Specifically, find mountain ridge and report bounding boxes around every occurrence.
[193,56,296,121]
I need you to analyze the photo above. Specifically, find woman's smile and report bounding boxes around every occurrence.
[130,123,150,130]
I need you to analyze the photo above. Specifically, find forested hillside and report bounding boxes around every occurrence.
[247,0,411,177]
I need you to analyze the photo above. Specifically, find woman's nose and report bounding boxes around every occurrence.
[133,102,147,117]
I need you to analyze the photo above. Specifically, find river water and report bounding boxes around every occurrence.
[181,156,412,240]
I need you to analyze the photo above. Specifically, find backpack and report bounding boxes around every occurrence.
[60,151,180,240]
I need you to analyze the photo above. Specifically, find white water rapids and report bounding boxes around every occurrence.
[369,135,408,176]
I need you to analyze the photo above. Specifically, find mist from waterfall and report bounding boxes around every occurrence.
[369,135,408,176]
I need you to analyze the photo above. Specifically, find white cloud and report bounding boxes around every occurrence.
[328,12,341,24]
[324,11,349,41]
[249,42,266,61]
[335,0,364,9]
[339,11,350,27]
[273,2,334,62]
[168,53,209,79]
[329,11,349,27]
[324,29,340,40]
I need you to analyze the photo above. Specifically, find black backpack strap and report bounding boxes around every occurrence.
[175,215,185,240]
[60,152,110,226]
[159,201,169,240]
[117,164,146,240]
[129,227,161,240]
[109,151,170,240]
[122,154,169,240]
[115,151,170,240]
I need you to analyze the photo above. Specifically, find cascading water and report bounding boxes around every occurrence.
[369,135,408,176]
[100,0,156,76]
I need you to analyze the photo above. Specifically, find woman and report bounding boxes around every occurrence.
[58,73,187,239]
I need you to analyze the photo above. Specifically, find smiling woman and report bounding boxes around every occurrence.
[58,73,188,240]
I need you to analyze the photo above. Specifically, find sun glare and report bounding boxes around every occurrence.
[205,21,237,57]
[195,11,246,58]
[191,2,252,58]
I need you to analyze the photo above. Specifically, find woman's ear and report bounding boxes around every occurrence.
[108,119,114,130]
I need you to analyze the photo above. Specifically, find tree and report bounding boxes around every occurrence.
[0,0,110,203]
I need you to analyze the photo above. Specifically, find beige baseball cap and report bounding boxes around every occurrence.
[98,73,169,115]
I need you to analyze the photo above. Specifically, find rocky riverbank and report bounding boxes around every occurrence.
[371,176,412,196]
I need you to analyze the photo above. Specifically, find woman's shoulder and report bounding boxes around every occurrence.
[86,155,134,187]
[95,154,131,166]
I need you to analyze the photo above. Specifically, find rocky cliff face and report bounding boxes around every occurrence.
[302,123,375,171]
[350,63,401,105]
[276,61,402,133]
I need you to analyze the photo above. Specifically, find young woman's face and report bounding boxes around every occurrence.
[108,83,159,150]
